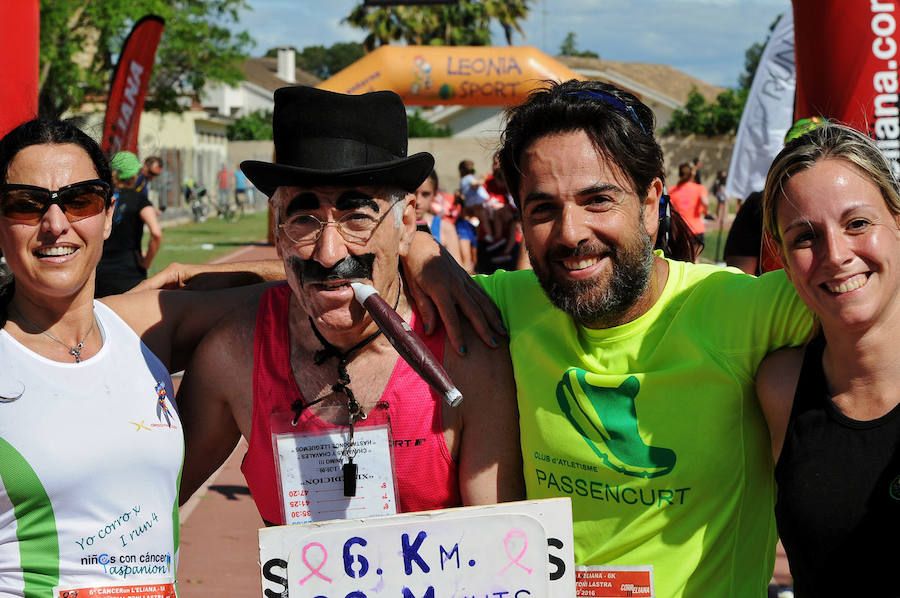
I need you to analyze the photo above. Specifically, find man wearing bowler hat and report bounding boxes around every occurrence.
[174,87,523,540]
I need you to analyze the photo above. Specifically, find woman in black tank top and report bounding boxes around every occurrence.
[755,123,900,597]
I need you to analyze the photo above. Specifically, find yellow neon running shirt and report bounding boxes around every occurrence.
[477,259,814,598]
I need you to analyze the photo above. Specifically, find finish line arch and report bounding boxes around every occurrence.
[317,45,583,106]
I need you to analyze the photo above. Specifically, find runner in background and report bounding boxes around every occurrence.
[96,150,162,296]
[669,161,709,253]
[134,156,162,201]
[216,163,232,217]
[233,164,249,211]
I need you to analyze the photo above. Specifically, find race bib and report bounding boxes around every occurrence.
[272,411,398,524]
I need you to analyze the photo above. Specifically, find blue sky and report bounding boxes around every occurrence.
[233,0,791,88]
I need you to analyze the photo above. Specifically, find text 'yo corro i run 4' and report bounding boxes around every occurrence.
[350,282,463,407]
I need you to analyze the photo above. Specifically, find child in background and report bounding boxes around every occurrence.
[458,159,504,246]
[414,170,462,264]
[453,191,478,275]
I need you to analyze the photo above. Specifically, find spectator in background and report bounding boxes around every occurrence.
[484,153,512,207]
[134,155,163,200]
[723,190,766,275]
[216,163,232,217]
[414,169,462,264]
[692,156,703,185]
[95,151,162,297]
[234,164,249,210]
[669,161,709,252]
[712,170,728,225]
[459,159,505,247]
[449,191,477,275]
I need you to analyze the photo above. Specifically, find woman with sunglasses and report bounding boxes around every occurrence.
[755,123,900,597]
[0,119,275,597]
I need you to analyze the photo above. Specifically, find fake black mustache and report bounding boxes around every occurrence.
[288,254,376,285]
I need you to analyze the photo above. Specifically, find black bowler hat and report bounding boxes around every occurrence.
[241,86,434,197]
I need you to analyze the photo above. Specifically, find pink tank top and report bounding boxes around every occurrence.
[243,283,460,524]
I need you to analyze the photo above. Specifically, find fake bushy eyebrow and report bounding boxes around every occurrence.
[335,191,379,212]
[285,192,318,216]
[284,190,379,216]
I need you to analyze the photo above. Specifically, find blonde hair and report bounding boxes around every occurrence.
[763,123,900,245]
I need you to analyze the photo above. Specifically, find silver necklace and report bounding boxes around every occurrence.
[10,305,96,363]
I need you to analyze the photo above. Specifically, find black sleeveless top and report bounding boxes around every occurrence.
[774,335,900,597]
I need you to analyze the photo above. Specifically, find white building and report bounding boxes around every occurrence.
[201,48,321,117]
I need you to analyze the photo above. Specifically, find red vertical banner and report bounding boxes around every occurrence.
[0,0,39,138]
[793,0,900,176]
[101,15,165,156]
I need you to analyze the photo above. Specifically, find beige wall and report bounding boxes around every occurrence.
[226,135,737,197]
[659,134,735,190]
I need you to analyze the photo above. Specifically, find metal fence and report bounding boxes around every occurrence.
[144,147,228,213]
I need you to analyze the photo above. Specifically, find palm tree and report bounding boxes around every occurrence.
[483,0,530,45]
[343,0,531,49]
[345,5,409,52]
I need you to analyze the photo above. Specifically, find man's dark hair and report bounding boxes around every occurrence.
[498,79,663,206]
[144,156,163,169]
[497,79,701,261]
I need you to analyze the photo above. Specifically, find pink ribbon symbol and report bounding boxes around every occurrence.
[499,529,533,574]
[299,542,333,585]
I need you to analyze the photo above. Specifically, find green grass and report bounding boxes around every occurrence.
[700,223,729,264]
[148,210,270,275]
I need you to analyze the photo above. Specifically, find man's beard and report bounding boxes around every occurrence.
[529,227,654,328]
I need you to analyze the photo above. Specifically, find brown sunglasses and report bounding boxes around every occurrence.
[0,179,111,224]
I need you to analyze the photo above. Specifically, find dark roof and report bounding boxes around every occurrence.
[555,55,725,105]
[241,57,321,91]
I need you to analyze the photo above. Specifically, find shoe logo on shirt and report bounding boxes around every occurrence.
[890,475,900,500]
[155,381,174,427]
[556,369,676,478]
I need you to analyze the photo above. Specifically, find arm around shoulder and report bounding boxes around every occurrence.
[756,346,804,462]
[132,259,286,292]
[102,282,273,372]
[177,307,254,504]
[448,333,524,504]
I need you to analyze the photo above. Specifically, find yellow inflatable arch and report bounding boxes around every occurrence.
[317,45,584,106]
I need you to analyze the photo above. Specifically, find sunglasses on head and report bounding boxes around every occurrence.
[0,179,111,225]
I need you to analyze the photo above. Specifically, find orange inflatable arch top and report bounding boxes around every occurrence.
[317,45,584,106]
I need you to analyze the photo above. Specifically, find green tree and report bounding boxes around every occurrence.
[662,87,748,136]
[39,0,253,120]
[559,32,599,58]
[265,43,365,79]
[344,0,531,51]
[407,110,451,138]
[226,109,273,141]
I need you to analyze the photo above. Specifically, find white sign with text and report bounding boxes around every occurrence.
[258,498,574,598]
